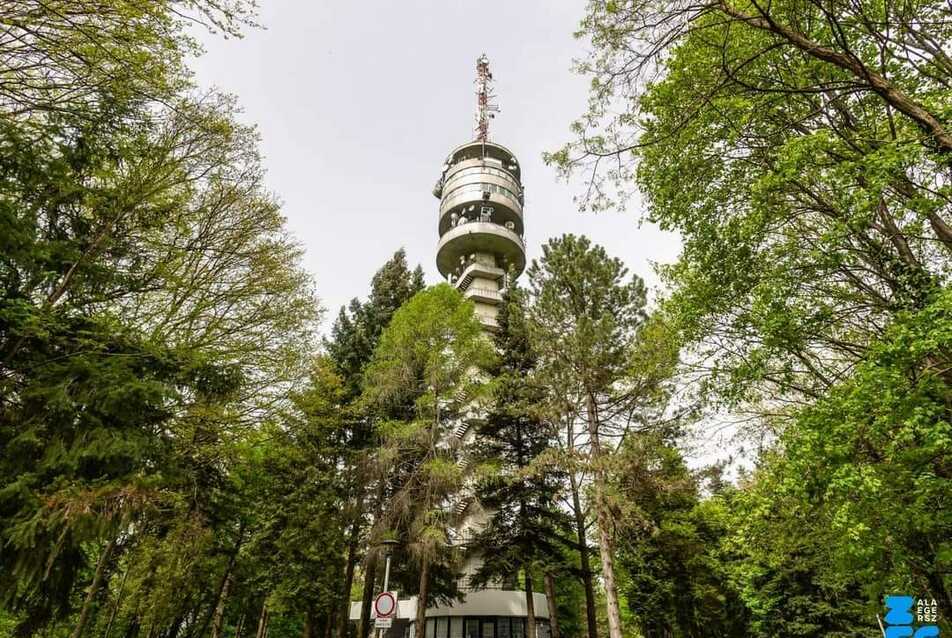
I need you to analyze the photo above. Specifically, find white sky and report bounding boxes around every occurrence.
[188,1,751,474]
[190,0,682,330]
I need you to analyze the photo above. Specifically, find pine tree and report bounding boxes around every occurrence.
[325,248,425,402]
[527,235,647,638]
[469,284,569,638]
[322,248,425,638]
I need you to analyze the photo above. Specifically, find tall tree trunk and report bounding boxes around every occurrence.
[204,526,245,638]
[254,601,269,638]
[358,552,379,638]
[70,537,118,638]
[338,521,362,638]
[211,570,234,638]
[415,558,430,638]
[234,610,246,638]
[302,609,315,638]
[524,567,537,638]
[122,618,140,638]
[593,490,623,638]
[163,611,186,638]
[543,572,560,638]
[103,562,131,638]
[569,472,598,638]
[360,481,388,638]
[586,394,623,638]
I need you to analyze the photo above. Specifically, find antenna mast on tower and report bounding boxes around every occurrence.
[474,54,499,142]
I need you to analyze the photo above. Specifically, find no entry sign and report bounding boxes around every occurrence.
[374,591,397,619]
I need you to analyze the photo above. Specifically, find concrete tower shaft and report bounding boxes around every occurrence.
[433,140,526,330]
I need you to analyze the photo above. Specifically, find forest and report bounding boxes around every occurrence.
[1,1,950,638]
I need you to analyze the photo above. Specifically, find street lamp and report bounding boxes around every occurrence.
[379,539,399,594]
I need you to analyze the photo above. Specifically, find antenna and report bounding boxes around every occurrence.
[474,54,499,142]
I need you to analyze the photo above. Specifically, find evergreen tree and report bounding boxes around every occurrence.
[323,248,425,638]
[325,248,425,402]
[469,284,569,638]
[527,234,647,638]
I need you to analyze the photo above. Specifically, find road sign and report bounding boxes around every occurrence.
[374,618,393,629]
[374,591,397,619]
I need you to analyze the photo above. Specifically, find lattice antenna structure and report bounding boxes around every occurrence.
[474,54,499,142]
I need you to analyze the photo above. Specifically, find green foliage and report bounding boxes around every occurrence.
[470,284,570,588]
[363,284,493,608]
[0,2,337,638]
[730,289,952,631]
[558,0,952,407]
[723,477,874,637]
[364,284,493,419]
[326,248,425,402]
[528,234,651,638]
[613,437,749,638]
[555,1,952,634]
[246,358,349,619]
[528,234,646,396]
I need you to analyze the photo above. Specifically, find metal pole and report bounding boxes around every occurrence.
[377,553,393,638]
[382,554,392,593]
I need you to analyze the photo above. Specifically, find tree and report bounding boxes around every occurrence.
[720,475,874,638]
[326,248,425,402]
[729,289,952,632]
[612,434,749,638]
[323,248,425,638]
[552,2,952,630]
[527,235,647,638]
[0,3,322,637]
[469,284,569,638]
[551,0,952,411]
[243,358,350,638]
[0,1,255,129]
[363,284,494,638]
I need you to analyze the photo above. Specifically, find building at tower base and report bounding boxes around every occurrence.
[349,593,551,638]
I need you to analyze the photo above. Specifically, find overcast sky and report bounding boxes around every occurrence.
[187,1,752,471]
[190,0,681,328]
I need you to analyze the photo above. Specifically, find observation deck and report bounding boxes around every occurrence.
[434,141,526,330]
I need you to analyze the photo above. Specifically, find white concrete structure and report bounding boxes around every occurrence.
[350,591,549,638]
[433,140,526,332]
[350,56,545,638]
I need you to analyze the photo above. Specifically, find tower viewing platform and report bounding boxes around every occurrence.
[432,58,526,332]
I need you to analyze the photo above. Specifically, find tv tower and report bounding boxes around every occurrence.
[432,54,526,332]
[410,55,547,638]
[350,56,549,638]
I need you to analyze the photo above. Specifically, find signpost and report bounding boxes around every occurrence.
[373,540,400,636]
